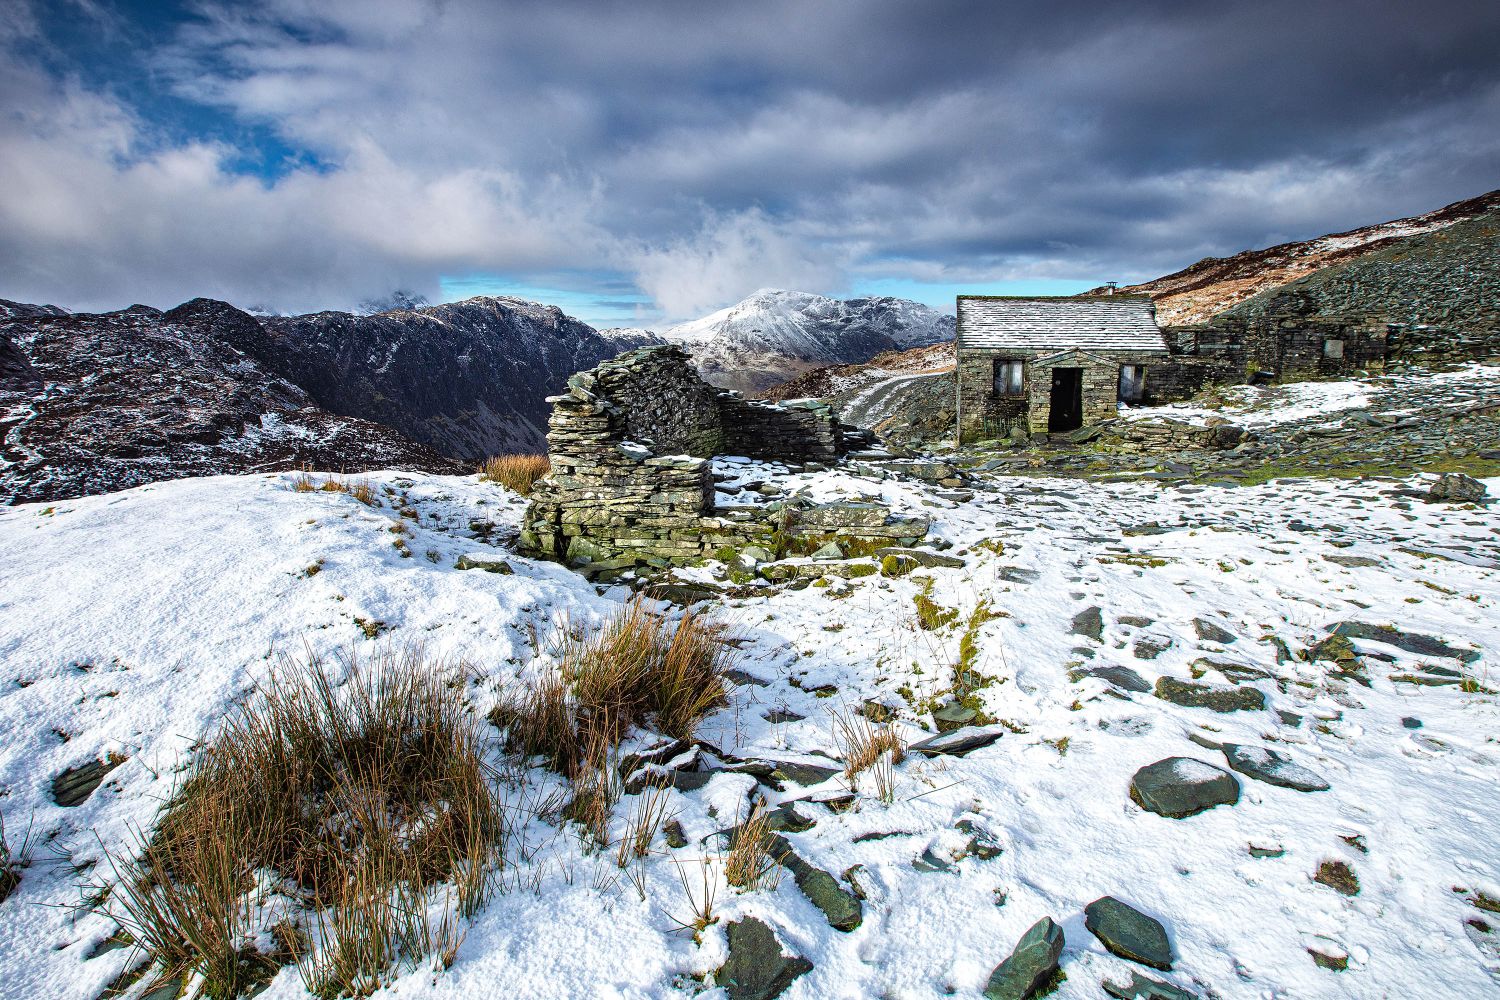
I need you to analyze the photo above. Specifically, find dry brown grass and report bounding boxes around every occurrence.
[288,472,378,506]
[104,647,504,998]
[724,807,784,891]
[496,598,733,848]
[501,599,733,776]
[477,454,550,495]
[831,705,908,779]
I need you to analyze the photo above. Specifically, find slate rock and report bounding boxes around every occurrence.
[1221,744,1330,792]
[999,567,1040,584]
[984,916,1065,1000]
[1102,970,1197,999]
[1192,618,1237,644]
[1133,639,1170,660]
[1130,757,1240,818]
[768,834,863,931]
[718,917,813,1000]
[1072,665,1151,694]
[1085,896,1173,970]
[875,546,966,569]
[1401,716,1422,730]
[52,757,125,808]
[771,761,841,787]
[1329,622,1480,663]
[910,725,1005,757]
[933,703,977,731]
[763,708,805,724]
[1426,473,1487,504]
[1154,677,1264,713]
[1072,606,1105,642]
[766,801,817,833]
[454,554,513,574]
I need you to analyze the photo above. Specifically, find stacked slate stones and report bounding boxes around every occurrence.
[1098,417,1247,452]
[520,345,911,580]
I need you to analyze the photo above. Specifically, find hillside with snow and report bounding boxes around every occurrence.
[606,290,955,395]
[0,437,1496,998]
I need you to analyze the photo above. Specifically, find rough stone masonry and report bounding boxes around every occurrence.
[518,346,929,579]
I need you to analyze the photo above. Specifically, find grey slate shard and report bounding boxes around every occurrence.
[910,725,1006,757]
[1220,744,1331,792]
[1085,896,1173,970]
[1130,757,1241,818]
[984,916,1065,1000]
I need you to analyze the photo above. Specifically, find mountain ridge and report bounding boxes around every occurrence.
[1093,189,1500,325]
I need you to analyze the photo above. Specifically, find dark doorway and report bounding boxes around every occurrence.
[1048,368,1083,432]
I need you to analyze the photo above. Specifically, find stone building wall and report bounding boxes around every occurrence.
[1023,351,1119,433]
[519,346,918,578]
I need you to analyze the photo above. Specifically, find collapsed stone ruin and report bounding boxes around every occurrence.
[518,346,929,578]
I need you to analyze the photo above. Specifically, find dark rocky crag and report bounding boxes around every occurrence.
[0,301,461,505]
[246,296,644,458]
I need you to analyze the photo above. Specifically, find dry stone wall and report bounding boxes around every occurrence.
[519,346,922,578]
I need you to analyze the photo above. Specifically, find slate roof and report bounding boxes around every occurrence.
[956,295,1168,353]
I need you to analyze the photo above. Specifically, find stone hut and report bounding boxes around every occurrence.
[519,346,927,578]
[955,295,1177,443]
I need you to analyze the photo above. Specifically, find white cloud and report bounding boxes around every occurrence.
[627,208,845,320]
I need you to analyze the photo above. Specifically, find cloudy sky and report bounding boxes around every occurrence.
[2,0,1497,327]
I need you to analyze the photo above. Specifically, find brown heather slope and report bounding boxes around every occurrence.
[1090,189,1500,325]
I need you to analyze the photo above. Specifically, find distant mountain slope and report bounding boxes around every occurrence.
[246,296,634,458]
[0,301,461,504]
[607,289,954,394]
[1096,190,1500,325]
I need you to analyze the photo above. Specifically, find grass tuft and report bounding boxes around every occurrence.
[478,454,551,495]
[101,646,505,998]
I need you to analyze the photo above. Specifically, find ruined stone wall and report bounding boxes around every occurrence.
[1387,324,1500,365]
[520,346,869,577]
[721,398,840,464]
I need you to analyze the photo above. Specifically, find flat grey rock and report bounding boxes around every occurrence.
[910,725,1006,757]
[1154,677,1265,713]
[1221,744,1330,792]
[718,917,813,1000]
[1103,970,1197,1000]
[1130,757,1240,818]
[1072,606,1105,642]
[1330,621,1480,663]
[1074,665,1151,693]
[1085,896,1173,970]
[1192,618,1237,644]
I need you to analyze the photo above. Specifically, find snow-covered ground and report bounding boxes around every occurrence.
[1,462,1497,999]
[1120,362,1500,428]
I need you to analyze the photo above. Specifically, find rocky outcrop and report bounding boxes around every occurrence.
[0,302,461,504]
[245,296,636,458]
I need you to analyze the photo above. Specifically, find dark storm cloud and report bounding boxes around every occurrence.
[0,0,1496,319]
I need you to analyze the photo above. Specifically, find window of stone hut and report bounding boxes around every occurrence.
[993,359,1024,396]
[1118,364,1146,403]
[1323,338,1345,360]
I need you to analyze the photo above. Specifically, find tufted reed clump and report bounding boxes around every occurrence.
[103,646,506,999]
[477,454,551,496]
[495,598,734,844]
